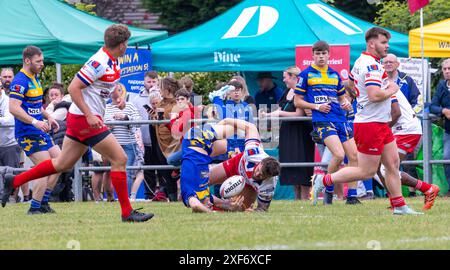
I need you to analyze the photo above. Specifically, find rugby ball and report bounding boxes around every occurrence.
[220,175,245,199]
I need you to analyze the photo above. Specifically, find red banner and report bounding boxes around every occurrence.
[295,44,350,80]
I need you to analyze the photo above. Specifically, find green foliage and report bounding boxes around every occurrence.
[64,0,96,15]
[374,0,450,33]
[374,0,450,91]
[141,0,242,32]
[326,0,381,22]
[160,71,237,103]
[40,64,82,93]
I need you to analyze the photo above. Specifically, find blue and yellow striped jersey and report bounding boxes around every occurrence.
[9,69,44,137]
[295,64,346,122]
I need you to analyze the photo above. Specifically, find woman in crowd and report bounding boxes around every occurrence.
[260,66,315,200]
[104,83,142,193]
[151,77,181,201]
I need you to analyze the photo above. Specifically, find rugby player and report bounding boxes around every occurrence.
[381,87,439,210]
[294,40,360,205]
[8,46,61,215]
[207,118,281,212]
[2,25,153,222]
[311,27,421,215]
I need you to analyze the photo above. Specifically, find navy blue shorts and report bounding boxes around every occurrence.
[313,121,354,144]
[180,158,212,208]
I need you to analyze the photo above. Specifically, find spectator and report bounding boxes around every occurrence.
[383,54,422,197]
[383,54,421,110]
[430,58,450,196]
[0,83,21,181]
[231,75,255,104]
[45,82,71,121]
[105,83,142,193]
[254,72,284,112]
[179,75,202,105]
[45,82,73,202]
[209,80,254,154]
[260,66,315,200]
[166,88,196,166]
[131,71,159,199]
[151,77,181,201]
[90,149,114,202]
[0,67,14,95]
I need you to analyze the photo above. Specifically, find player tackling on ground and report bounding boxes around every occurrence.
[311,27,421,215]
[2,24,154,222]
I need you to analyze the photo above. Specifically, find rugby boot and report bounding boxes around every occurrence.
[122,208,154,222]
[311,174,325,206]
[423,184,440,210]
[393,205,423,215]
[27,207,45,215]
[41,203,56,214]
[2,174,15,207]
[345,197,362,205]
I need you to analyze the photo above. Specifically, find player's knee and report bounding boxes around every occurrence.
[332,152,345,163]
[111,152,128,167]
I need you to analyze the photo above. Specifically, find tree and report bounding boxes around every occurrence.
[374,0,450,88]
[324,0,381,23]
[374,0,450,34]
[141,0,242,33]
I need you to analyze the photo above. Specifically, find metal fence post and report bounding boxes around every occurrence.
[72,158,83,202]
[422,111,432,184]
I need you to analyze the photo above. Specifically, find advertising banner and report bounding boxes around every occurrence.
[118,48,152,98]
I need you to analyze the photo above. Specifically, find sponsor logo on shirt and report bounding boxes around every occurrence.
[367,65,379,72]
[27,108,41,115]
[13,84,26,95]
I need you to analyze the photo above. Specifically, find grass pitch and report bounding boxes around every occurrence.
[1,197,449,250]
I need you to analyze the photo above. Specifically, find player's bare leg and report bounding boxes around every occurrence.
[93,133,154,221]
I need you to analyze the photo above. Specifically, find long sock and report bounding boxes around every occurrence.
[110,171,133,218]
[30,199,41,209]
[347,188,357,198]
[414,180,432,193]
[42,189,52,204]
[13,159,57,189]
[325,185,334,193]
[390,196,406,208]
[323,174,333,187]
[363,179,373,193]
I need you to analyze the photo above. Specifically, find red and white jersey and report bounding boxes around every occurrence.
[350,52,391,123]
[391,90,422,135]
[238,139,276,203]
[69,47,121,116]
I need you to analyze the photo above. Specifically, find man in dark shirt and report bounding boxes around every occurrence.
[430,58,450,195]
[254,72,284,112]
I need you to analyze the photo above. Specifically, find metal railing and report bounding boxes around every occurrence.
[1,113,443,201]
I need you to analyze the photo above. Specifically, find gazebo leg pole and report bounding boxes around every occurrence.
[56,63,62,83]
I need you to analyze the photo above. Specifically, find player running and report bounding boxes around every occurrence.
[310,27,421,215]
[380,88,439,210]
[208,118,281,212]
[2,24,153,222]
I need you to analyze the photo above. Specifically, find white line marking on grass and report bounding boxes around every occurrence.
[397,236,450,243]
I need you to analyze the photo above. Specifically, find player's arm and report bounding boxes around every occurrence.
[41,106,59,132]
[294,94,330,113]
[388,97,401,127]
[9,98,50,132]
[68,76,103,129]
[188,197,212,213]
[366,82,399,103]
